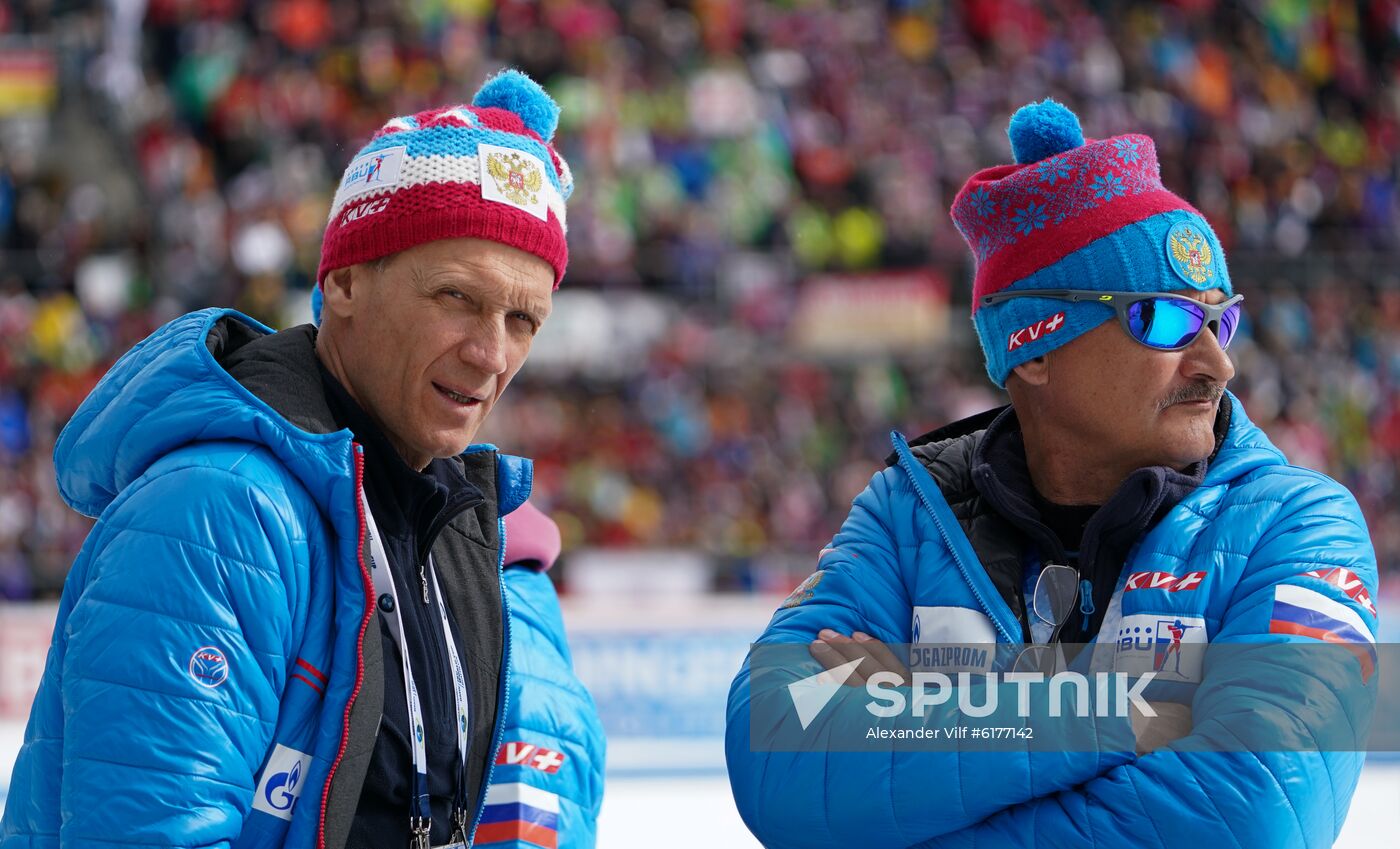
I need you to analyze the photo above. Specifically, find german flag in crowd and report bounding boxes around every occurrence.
[0,45,56,116]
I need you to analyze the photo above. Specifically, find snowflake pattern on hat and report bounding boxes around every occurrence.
[952,133,1165,265]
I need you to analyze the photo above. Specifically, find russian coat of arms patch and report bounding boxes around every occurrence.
[1166,221,1214,286]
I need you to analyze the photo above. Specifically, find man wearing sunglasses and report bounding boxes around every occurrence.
[727,100,1377,848]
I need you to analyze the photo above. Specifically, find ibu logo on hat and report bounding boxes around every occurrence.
[338,146,405,202]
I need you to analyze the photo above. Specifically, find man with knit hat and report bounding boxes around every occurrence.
[726,101,1377,847]
[1,69,601,849]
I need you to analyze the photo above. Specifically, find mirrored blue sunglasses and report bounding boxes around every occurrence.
[980,290,1244,352]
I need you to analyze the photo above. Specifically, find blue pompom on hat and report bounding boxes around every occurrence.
[472,68,562,144]
[1007,99,1085,165]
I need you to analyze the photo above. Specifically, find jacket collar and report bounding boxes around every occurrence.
[214,320,338,432]
[968,404,1224,565]
[317,360,484,564]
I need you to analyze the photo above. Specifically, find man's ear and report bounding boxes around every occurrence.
[1010,354,1050,387]
[321,266,359,320]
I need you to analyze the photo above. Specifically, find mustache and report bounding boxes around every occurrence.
[1159,382,1225,410]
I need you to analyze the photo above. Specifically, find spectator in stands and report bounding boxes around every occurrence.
[1,2,1397,593]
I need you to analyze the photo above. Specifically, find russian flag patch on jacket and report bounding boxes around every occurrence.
[1269,583,1377,682]
[475,781,560,848]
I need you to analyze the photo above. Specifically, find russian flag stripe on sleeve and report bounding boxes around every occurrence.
[475,821,558,848]
[1272,584,1376,642]
[485,781,561,812]
[1270,583,1377,681]
[475,782,560,848]
[479,802,560,829]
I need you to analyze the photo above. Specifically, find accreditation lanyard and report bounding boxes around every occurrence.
[359,488,472,848]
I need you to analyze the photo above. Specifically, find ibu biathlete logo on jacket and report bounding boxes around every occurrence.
[726,392,1379,849]
[1103,569,1210,682]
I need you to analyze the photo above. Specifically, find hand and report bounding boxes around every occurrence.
[1131,700,1192,755]
[809,629,910,687]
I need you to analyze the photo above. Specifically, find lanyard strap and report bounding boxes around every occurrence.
[429,563,471,777]
[360,488,472,845]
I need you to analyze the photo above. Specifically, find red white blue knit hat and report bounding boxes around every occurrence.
[313,69,573,323]
[951,100,1232,387]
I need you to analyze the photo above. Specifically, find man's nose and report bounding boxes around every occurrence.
[1182,321,1236,384]
[458,315,510,376]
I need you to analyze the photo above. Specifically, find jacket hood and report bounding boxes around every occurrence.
[54,309,356,518]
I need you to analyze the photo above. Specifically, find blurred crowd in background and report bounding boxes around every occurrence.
[0,0,1397,598]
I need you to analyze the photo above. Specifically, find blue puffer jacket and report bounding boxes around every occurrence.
[726,393,1378,849]
[0,309,603,849]
[495,504,605,849]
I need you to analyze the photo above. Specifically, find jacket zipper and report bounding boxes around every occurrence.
[316,447,515,848]
[318,444,377,849]
[466,512,513,845]
[890,432,1019,644]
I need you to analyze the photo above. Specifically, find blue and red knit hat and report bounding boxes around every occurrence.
[312,69,573,323]
[951,100,1231,387]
